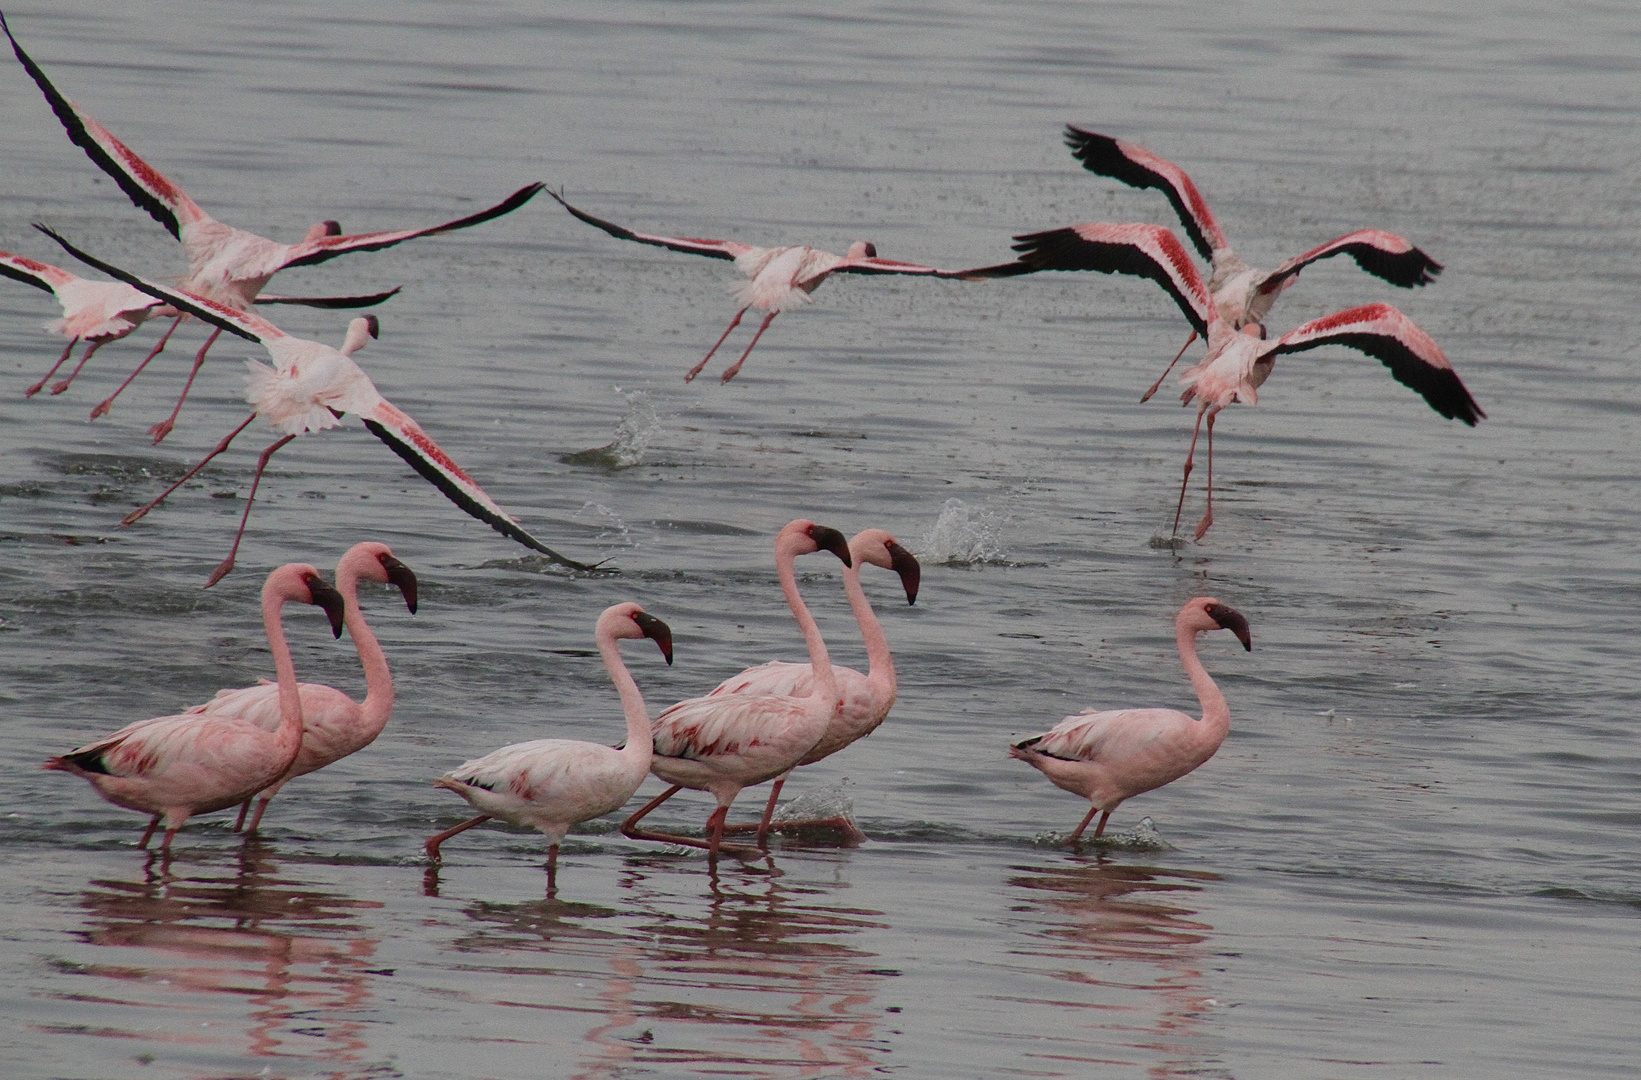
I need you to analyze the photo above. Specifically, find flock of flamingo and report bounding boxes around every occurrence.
[6,12,1485,892]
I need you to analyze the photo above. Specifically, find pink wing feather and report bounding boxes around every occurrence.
[1008,222,1213,335]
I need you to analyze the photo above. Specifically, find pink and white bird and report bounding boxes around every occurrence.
[3,12,536,431]
[187,542,419,833]
[550,190,1014,382]
[621,520,852,858]
[423,603,674,893]
[42,562,346,853]
[38,226,600,582]
[710,529,920,842]
[1011,597,1252,844]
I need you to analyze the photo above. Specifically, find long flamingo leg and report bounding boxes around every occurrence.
[685,307,748,383]
[621,784,760,858]
[1067,806,1105,843]
[1171,409,1206,538]
[204,433,297,588]
[91,317,180,419]
[545,844,559,896]
[136,814,161,849]
[48,338,106,395]
[242,793,275,834]
[1140,331,1198,403]
[1092,810,1112,839]
[424,814,492,861]
[149,326,222,443]
[122,412,258,527]
[233,799,252,832]
[158,826,180,853]
[25,338,78,397]
[718,311,777,383]
[1194,410,1218,540]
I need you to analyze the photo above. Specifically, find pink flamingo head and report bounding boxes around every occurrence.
[1178,597,1252,650]
[850,529,920,605]
[598,601,674,664]
[336,542,418,613]
[266,563,346,637]
[777,519,853,568]
[845,241,878,259]
[300,220,343,243]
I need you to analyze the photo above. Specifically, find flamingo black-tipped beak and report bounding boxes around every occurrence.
[808,524,852,567]
[304,573,347,638]
[378,553,418,613]
[633,611,673,664]
[364,314,380,339]
[323,220,342,237]
[886,540,920,605]
[1206,602,1251,651]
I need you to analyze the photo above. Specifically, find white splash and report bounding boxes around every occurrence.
[562,388,660,468]
[772,780,856,825]
[918,497,1009,565]
[573,502,633,547]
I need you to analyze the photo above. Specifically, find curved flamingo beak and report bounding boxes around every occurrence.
[378,553,418,613]
[323,220,342,237]
[303,572,347,638]
[1205,602,1251,650]
[886,540,920,605]
[633,611,673,664]
[807,524,853,567]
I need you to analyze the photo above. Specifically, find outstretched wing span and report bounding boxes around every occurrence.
[0,250,74,294]
[1259,229,1443,297]
[254,287,403,309]
[549,190,752,261]
[1010,222,1212,336]
[1063,125,1227,260]
[276,184,547,270]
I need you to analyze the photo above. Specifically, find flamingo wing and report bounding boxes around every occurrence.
[3,13,206,240]
[651,692,814,761]
[548,191,754,261]
[829,254,1017,280]
[1063,125,1227,260]
[0,249,77,295]
[1270,303,1484,425]
[274,184,547,272]
[1259,229,1443,297]
[253,287,403,309]
[1009,222,1212,336]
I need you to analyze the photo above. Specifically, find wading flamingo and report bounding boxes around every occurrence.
[42,563,346,853]
[621,520,852,858]
[196,542,418,833]
[424,603,674,894]
[549,190,1017,382]
[3,11,539,430]
[1011,597,1252,843]
[712,529,920,843]
[37,226,599,581]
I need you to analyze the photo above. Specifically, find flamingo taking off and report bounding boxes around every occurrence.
[38,226,600,581]
[711,529,920,843]
[1010,597,1252,843]
[189,542,419,833]
[42,562,346,853]
[424,603,674,894]
[549,190,1016,382]
[3,11,540,433]
[621,520,852,858]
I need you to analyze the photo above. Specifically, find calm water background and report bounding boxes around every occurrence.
[1,2,1637,1077]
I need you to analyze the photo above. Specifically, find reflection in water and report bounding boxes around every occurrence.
[440,856,893,1079]
[41,842,387,1079]
[1004,857,1224,1079]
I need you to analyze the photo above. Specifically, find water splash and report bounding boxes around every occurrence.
[573,502,633,548]
[560,388,660,469]
[771,780,856,827]
[917,497,1010,565]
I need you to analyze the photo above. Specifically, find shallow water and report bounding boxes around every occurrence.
[1,1,1638,1077]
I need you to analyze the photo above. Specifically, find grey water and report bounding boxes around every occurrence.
[1,1,1638,1077]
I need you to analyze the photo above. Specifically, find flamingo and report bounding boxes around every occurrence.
[1010,597,1252,843]
[621,520,852,858]
[2,11,541,432]
[42,562,346,853]
[36,225,600,581]
[710,529,920,843]
[187,542,419,833]
[423,603,675,892]
[549,190,1017,382]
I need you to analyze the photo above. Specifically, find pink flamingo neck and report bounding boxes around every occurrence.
[777,534,837,705]
[595,612,654,765]
[260,569,310,767]
[1175,618,1229,739]
[335,556,393,728]
[841,557,895,706]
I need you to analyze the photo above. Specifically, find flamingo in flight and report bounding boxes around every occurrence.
[1011,597,1251,844]
[43,562,346,854]
[2,247,397,410]
[2,11,541,434]
[1012,125,1444,396]
[712,529,920,843]
[621,520,851,859]
[549,190,1016,382]
[186,542,419,834]
[38,226,600,582]
[425,603,674,894]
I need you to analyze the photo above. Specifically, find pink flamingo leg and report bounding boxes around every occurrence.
[621,784,760,858]
[25,337,78,397]
[232,799,252,832]
[1140,330,1198,403]
[1171,409,1206,538]
[48,338,107,395]
[718,311,777,383]
[148,326,222,443]
[1194,410,1218,541]
[545,844,559,896]
[241,793,275,834]
[684,307,748,383]
[1067,806,1110,844]
[204,433,297,588]
[424,814,493,861]
[136,814,161,849]
[122,412,258,527]
[90,317,180,419]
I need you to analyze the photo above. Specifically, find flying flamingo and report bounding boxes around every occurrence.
[1010,597,1252,843]
[621,520,852,858]
[183,542,419,833]
[549,190,1017,382]
[37,226,600,581]
[424,603,675,893]
[710,529,920,843]
[42,562,346,853]
[3,11,541,432]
